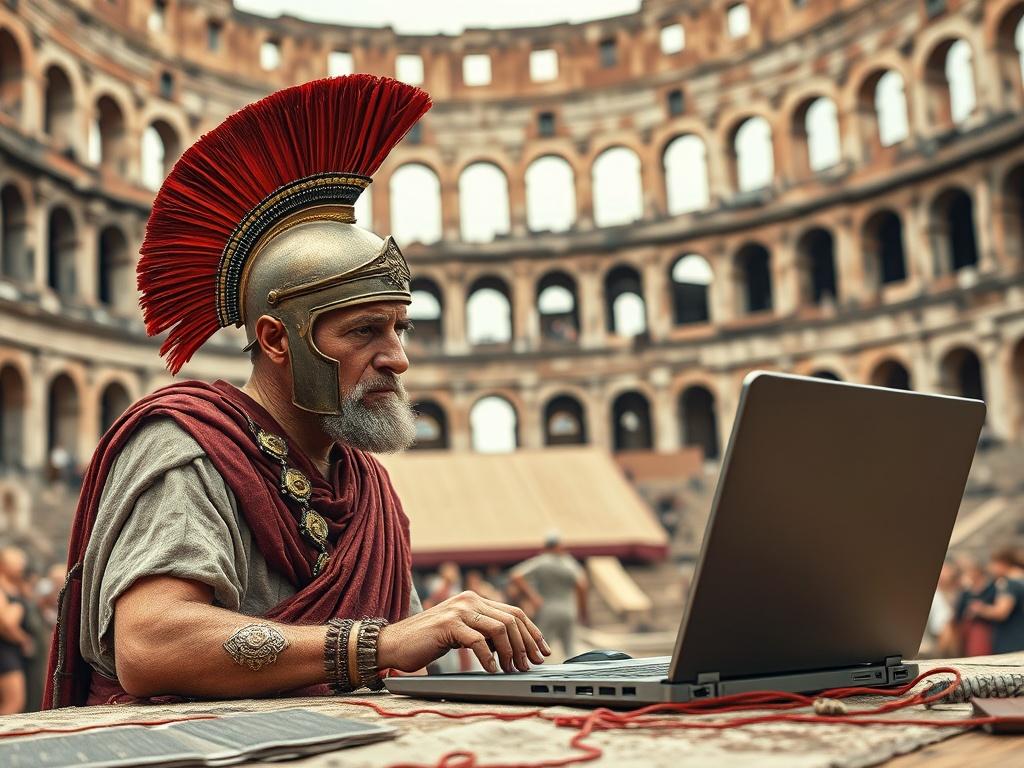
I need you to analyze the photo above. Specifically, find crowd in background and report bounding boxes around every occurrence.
[0,545,66,714]
[924,547,1024,658]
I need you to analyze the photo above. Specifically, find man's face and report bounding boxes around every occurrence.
[310,300,417,453]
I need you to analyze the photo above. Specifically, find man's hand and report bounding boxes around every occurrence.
[378,591,551,674]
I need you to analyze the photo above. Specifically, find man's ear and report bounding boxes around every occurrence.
[253,315,289,365]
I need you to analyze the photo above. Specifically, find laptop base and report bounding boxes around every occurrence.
[385,656,918,708]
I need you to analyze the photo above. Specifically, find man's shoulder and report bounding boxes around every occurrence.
[108,417,210,482]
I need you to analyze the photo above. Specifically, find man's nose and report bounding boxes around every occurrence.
[375,331,410,375]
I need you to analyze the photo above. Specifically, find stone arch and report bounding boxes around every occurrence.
[411,399,449,450]
[992,2,1024,106]
[1001,162,1024,261]
[47,205,77,298]
[790,95,841,176]
[0,182,29,280]
[98,224,134,312]
[543,393,588,446]
[536,271,579,344]
[470,394,518,453]
[604,264,646,336]
[930,187,979,273]
[730,115,774,193]
[611,390,653,452]
[663,134,710,214]
[141,119,181,191]
[466,275,513,346]
[592,146,643,227]
[795,227,838,306]
[525,155,576,233]
[678,384,719,460]
[389,162,442,245]
[0,363,25,470]
[99,380,131,436]
[856,68,911,156]
[862,208,907,288]
[733,242,773,314]
[939,346,985,400]
[458,161,510,243]
[0,27,23,121]
[810,369,842,381]
[92,93,128,172]
[922,38,977,129]
[43,63,76,150]
[669,253,712,325]
[47,372,80,478]
[408,277,444,350]
[869,358,913,391]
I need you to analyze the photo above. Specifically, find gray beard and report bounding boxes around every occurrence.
[317,376,417,454]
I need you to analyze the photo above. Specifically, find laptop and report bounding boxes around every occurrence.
[386,371,986,706]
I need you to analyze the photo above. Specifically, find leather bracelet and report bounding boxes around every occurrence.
[324,618,355,694]
[356,617,389,691]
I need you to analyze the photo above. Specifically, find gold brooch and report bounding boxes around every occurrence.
[256,429,288,461]
[282,468,312,503]
[303,510,329,544]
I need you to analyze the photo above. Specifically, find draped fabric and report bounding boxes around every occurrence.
[43,380,411,708]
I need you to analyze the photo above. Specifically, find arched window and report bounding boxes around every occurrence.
[664,135,710,214]
[470,396,518,453]
[804,98,841,172]
[47,373,80,476]
[796,228,837,305]
[669,253,712,325]
[47,206,77,298]
[411,400,449,450]
[734,243,773,313]
[141,121,180,191]
[604,265,646,336]
[931,188,978,273]
[390,163,442,245]
[734,117,774,192]
[945,40,976,126]
[92,95,126,171]
[679,386,719,459]
[408,278,443,350]
[525,156,576,232]
[544,395,587,446]
[466,277,512,345]
[0,29,24,120]
[0,184,29,281]
[592,147,643,227]
[98,226,134,312]
[940,347,984,400]
[44,65,75,149]
[811,369,842,381]
[612,391,653,451]
[537,272,579,344]
[458,163,510,243]
[1002,164,1024,261]
[875,71,909,147]
[870,359,912,391]
[862,209,907,287]
[0,365,25,470]
[100,382,131,435]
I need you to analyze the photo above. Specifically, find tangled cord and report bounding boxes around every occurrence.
[341,667,1021,768]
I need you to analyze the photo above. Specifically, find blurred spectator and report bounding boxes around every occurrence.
[510,533,588,659]
[655,494,681,539]
[464,569,503,602]
[955,557,995,657]
[924,560,960,657]
[422,561,465,672]
[0,546,32,714]
[967,548,1024,654]
[36,563,67,628]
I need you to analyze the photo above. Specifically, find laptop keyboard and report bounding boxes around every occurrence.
[560,662,670,679]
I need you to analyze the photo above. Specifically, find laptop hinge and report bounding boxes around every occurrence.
[884,655,903,668]
[696,672,720,685]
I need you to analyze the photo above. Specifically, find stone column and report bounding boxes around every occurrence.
[641,250,670,341]
[519,381,543,449]
[32,180,54,294]
[442,270,468,355]
[585,382,611,451]
[78,372,100,463]
[79,201,103,306]
[905,196,936,286]
[772,232,800,317]
[833,215,865,306]
[575,147,595,231]
[449,386,472,451]
[577,259,606,350]
[512,263,539,353]
[979,330,1011,440]
[973,174,998,273]
[23,354,47,472]
[650,367,678,453]
[708,244,733,323]
[507,162,528,238]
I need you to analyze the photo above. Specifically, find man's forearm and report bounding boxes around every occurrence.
[114,578,328,698]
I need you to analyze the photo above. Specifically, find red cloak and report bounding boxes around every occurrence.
[43,380,412,708]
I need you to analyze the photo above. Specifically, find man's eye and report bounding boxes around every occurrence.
[352,326,374,337]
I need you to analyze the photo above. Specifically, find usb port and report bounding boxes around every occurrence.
[893,668,909,681]
[599,687,615,696]
[530,685,549,693]
[553,685,566,693]
[622,686,636,696]
[692,685,712,698]
[576,686,593,695]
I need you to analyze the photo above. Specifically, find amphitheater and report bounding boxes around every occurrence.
[2,0,1024,563]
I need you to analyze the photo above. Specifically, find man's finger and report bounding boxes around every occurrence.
[477,605,531,671]
[485,599,551,656]
[453,625,498,673]
[464,610,515,672]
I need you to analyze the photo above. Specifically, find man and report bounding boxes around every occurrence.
[44,75,548,708]
[510,533,589,659]
[967,548,1024,654]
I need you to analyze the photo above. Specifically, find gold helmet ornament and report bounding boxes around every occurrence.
[138,76,431,414]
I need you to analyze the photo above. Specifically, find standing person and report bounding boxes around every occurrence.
[0,547,33,714]
[955,557,995,657]
[44,76,548,710]
[967,548,1024,654]
[510,534,589,659]
[924,560,960,657]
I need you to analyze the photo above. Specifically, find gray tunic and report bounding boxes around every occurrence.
[80,418,420,679]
